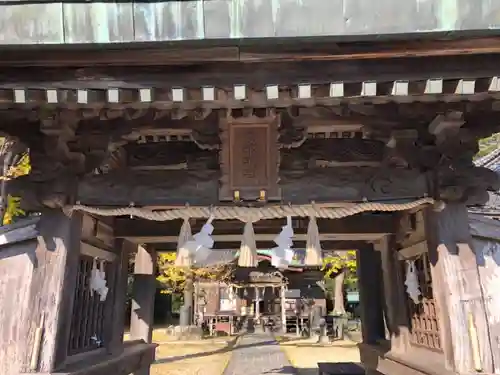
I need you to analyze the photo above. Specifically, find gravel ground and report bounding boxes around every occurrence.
[222,332,295,375]
[278,335,361,375]
[150,336,235,375]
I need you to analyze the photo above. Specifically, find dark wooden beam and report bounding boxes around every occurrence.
[125,142,218,170]
[2,99,500,143]
[76,170,219,207]
[153,240,368,252]
[126,138,387,172]
[2,53,500,88]
[2,37,500,67]
[115,214,397,239]
[71,167,429,207]
[281,138,385,169]
[280,167,428,204]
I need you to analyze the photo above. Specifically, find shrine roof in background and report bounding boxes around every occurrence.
[0,0,499,45]
[470,149,500,216]
[469,213,500,241]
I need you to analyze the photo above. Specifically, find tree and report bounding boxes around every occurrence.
[321,250,357,315]
[156,252,234,293]
[156,252,236,326]
[0,137,30,225]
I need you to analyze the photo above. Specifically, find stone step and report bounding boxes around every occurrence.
[318,362,365,375]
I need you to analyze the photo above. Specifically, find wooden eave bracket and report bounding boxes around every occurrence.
[428,111,465,140]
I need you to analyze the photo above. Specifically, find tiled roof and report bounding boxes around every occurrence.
[470,148,500,215]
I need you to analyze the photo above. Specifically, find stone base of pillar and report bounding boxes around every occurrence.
[317,321,329,344]
[317,334,330,345]
[254,320,265,333]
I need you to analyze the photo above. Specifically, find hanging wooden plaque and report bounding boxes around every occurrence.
[219,114,280,201]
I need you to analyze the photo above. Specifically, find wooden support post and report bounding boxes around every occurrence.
[194,281,201,327]
[180,271,194,327]
[425,203,494,374]
[255,286,260,323]
[109,239,135,354]
[130,245,156,375]
[373,236,410,353]
[0,210,82,374]
[357,245,386,345]
[36,210,82,373]
[281,284,286,333]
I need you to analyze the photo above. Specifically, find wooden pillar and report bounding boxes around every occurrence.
[295,314,300,337]
[0,210,82,374]
[37,210,83,373]
[193,281,200,326]
[255,286,260,322]
[373,236,410,353]
[109,239,135,354]
[425,203,494,374]
[180,272,194,327]
[130,245,156,375]
[281,284,286,333]
[357,245,386,345]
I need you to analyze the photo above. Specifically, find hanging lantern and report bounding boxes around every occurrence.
[404,260,422,304]
[271,216,294,269]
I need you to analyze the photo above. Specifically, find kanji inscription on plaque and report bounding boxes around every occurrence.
[219,116,280,201]
[230,124,268,188]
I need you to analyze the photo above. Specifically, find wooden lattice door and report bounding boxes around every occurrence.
[403,253,443,351]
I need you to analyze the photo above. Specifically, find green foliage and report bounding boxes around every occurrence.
[8,152,30,177]
[1,147,31,225]
[3,195,24,225]
[321,250,357,278]
[344,271,359,292]
[321,250,358,309]
[156,252,233,293]
[171,293,183,313]
[475,133,500,159]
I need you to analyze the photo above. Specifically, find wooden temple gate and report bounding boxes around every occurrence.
[1,2,500,375]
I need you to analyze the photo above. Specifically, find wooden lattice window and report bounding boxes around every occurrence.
[404,253,442,352]
[67,254,113,355]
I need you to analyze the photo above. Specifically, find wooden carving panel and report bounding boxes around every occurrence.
[231,125,268,187]
[220,115,280,201]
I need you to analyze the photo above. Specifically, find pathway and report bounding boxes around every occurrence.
[222,332,296,375]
